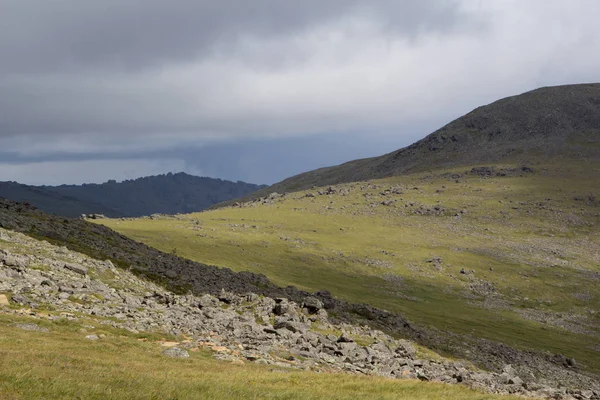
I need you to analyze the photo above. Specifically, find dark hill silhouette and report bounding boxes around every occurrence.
[0,172,266,217]
[226,83,600,202]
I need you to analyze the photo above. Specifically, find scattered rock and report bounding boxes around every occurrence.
[0,222,599,398]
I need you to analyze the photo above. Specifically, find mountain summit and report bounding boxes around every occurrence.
[251,83,600,196]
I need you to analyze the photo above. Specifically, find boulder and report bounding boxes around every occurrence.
[273,318,307,334]
[218,289,241,305]
[58,292,70,300]
[273,299,291,316]
[395,340,416,359]
[163,347,190,358]
[1,253,29,269]
[302,297,323,313]
[337,333,354,343]
[509,376,523,386]
[165,270,178,279]
[0,294,9,306]
[245,293,259,303]
[64,263,88,275]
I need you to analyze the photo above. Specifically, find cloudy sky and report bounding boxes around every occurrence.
[1,0,599,185]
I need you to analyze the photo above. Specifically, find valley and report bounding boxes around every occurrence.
[98,162,600,374]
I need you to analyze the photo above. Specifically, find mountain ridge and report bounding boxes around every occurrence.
[0,172,267,218]
[217,83,600,206]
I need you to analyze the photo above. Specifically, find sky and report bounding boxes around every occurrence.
[0,0,599,186]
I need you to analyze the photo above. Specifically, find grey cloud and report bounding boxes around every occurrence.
[0,0,599,187]
[0,0,480,141]
[0,0,470,74]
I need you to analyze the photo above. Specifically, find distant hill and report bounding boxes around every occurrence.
[227,83,600,202]
[0,172,266,217]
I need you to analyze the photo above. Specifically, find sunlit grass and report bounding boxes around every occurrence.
[98,162,600,372]
[0,314,517,400]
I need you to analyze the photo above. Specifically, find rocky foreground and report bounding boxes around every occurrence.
[0,227,598,399]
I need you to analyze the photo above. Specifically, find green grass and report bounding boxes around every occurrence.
[0,314,516,400]
[97,162,600,372]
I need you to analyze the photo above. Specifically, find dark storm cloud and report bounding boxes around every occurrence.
[0,0,480,142]
[0,0,469,74]
[0,0,599,185]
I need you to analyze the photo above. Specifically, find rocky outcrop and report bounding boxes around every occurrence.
[1,227,599,399]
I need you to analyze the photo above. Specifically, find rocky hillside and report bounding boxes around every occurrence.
[226,83,600,202]
[1,198,600,399]
[1,226,599,399]
[0,172,266,218]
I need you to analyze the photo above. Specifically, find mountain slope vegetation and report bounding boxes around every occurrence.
[99,163,600,377]
[0,172,266,218]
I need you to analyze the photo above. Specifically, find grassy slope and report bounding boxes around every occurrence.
[98,162,600,372]
[0,313,517,400]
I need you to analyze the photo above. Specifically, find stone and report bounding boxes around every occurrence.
[218,289,241,305]
[85,334,100,341]
[163,347,190,358]
[14,323,50,333]
[302,297,323,313]
[197,294,219,309]
[64,263,88,275]
[509,376,523,386]
[0,294,9,306]
[273,319,307,334]
[11,294,32,305]
[2,253,29,269]
[499,372,511,385]
[416,370,430,381]
[579,390,594,399]
[245,293,259,302]
[337,333,354,343]
[412,359,425,367]
[502,364,517,375]
[165,270,178,279]
[395,340,416,358]
[273,301,291,316]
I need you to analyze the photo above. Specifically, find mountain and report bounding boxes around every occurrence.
[90,83,600,385]
[0,172,267,218]
[230,83,600,202]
